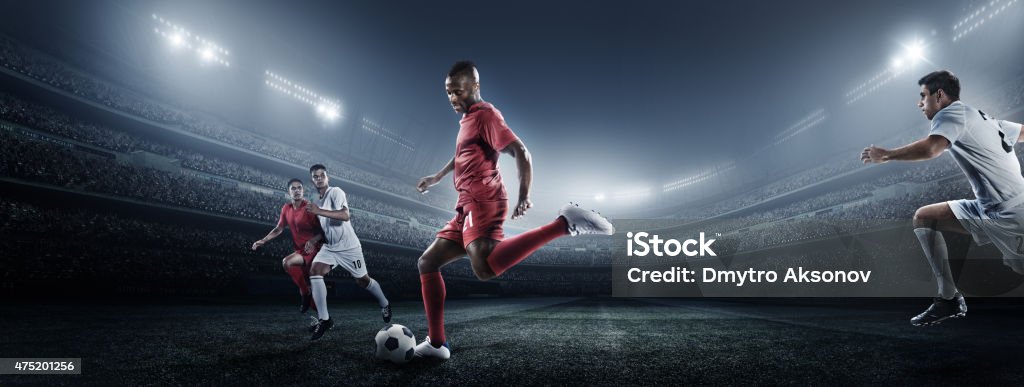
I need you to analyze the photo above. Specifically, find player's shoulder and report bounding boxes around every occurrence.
[472,102,504,119]
[933,101,967,125]
[328,186,346,196]
[941,100,969,115]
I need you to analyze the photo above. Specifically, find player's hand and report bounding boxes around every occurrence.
[304,240,317,254]
[512,197,532,220]
[417,175,440,193]
[251,240,265,250]
[861,144,889,164]
[306,202,321,215]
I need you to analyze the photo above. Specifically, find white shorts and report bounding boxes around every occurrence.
[949,199,1024,273]
[312,247,368,278]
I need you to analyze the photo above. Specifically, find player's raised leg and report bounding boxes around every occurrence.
[471,203,614,281]
[415,237,466,359]
[911,202,969,326]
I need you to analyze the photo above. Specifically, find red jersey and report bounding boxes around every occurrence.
[453,102,520,202]
[277,201,323,251]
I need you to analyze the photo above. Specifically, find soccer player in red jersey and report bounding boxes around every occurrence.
[413,61,614,359]
[252,178,324,314]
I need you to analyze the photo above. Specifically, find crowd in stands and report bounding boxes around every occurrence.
[1,129,601,266]
[0,198,611,298]
[0,34,456,209]
[0,92,452,226]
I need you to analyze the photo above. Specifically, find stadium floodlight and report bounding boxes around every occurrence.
[774,109,826,143]
[266,70,343,123]
[952,0,1018,42]
[847,38,929,105]
[318,103,340,122]
[890,57,904,70]
[359,117,416,150]
[152,13,231,68]
[594,194,606,202]
[664,162,735,192]
[169,33,184,47]
[904,41,924,62]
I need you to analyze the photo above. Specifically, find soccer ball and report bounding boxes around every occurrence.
[374,324,416,364]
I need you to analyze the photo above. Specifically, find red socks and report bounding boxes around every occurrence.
[486,217,569,276]
[287,265,309,295]
[419,217,568,347]
[420,272,447,346]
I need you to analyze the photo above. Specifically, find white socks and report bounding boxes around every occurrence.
[365,278,389,308]
[310,275,388,319]
[310,275,329,320]
[914,228,957,299]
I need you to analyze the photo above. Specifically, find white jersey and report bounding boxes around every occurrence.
[316,186,361,251]
[930,100,1024,209]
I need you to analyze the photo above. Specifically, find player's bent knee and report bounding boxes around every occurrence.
[914,203,955,229]
[310,263,330,276]
[473,271,495,281]
[417,256,438,274]
[354,275,370,287]
[913,207,931,228]
[471,265,496,281]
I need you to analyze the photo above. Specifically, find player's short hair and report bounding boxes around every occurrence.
[287,178,303,188]
[309,164,327,174]
[918,70,960,100]
[447,60,476,80]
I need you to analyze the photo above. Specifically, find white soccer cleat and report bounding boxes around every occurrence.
[414,337,451,360]
[559,202,615,236]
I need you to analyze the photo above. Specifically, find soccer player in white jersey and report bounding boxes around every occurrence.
[306,163,392,340]
[862,70,1024,326]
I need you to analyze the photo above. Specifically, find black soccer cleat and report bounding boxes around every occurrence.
[310,318,333,340]
[382,304,392,323]
[911,292,967,326]
[300,293,312,314]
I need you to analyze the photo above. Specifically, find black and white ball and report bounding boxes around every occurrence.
[374,324,416,364]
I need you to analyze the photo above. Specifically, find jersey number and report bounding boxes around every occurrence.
[354,260,362,269]
[463,211,474,231]
[983,109,1014,153]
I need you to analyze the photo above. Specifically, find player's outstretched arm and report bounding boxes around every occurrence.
[502,139,533,219]
[253,226,284,250]
[861,135,949,164]
[417,157,455,193]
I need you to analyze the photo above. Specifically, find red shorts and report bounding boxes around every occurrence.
[436,199,508,248]
[291,243,321,265]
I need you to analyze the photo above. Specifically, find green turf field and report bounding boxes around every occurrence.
[3,297,1024,385]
